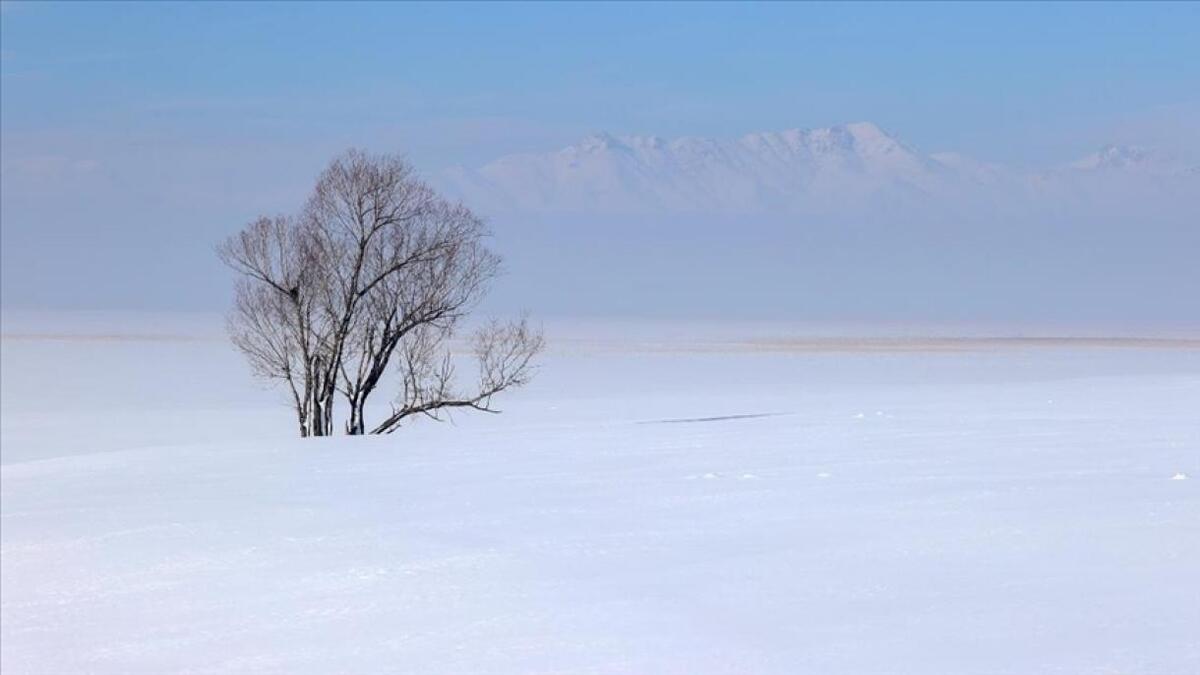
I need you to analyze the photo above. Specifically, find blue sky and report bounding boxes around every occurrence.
[2,2,1198,317]
[4,1,1198,167]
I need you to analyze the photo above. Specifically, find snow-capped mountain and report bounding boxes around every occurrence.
[1068,144,1184,173]
[1028,143,1199,207]
[443,122,946,214]
[440,123,1197,215]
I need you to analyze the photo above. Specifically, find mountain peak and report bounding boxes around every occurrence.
[837,121,914,158]
[841,121,889,141]
[1068,144,1189,175]
[1072,144,1153,169]
[578,132,622,152]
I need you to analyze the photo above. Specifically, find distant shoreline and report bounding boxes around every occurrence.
[1,332,219,343]
[553,336,1200,354]
[4,309,1199,352]
[6,332,1200,353]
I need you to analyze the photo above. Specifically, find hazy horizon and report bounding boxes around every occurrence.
[2,2,1197,326]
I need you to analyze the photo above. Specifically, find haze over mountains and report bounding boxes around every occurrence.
[441,122,1198,216]
[431,121,1200,325]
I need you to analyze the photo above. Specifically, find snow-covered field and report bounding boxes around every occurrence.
[2,313,1198,674]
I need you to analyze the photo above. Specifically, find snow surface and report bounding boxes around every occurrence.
[3,314,1199,673]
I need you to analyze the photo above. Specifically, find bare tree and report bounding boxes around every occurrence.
[219,150,543,437]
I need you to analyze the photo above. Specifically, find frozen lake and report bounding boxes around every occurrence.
[2,313,1198,673]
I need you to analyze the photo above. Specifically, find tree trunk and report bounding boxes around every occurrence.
[309,393,326,436]
[346,399,365,435]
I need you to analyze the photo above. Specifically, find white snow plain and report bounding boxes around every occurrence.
[2,313,1198,674]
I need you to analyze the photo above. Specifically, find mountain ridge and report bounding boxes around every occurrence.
[440,122,1197,215]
